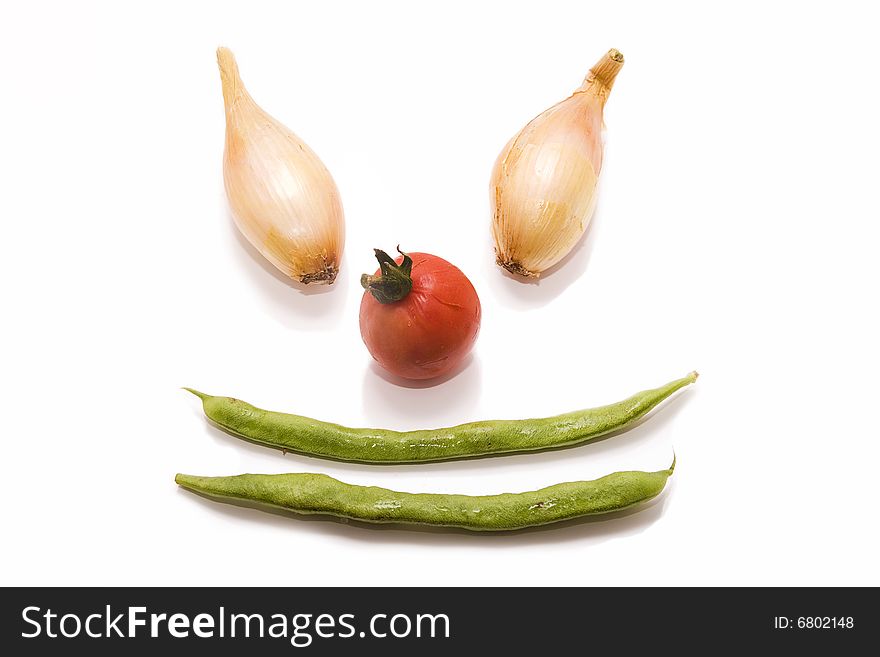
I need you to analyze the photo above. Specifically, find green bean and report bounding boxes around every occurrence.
[175,459,675,531]
[184,372,696,464]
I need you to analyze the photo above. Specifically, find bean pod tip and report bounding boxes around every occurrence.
[176,473,211,491]
[182,387,210,402]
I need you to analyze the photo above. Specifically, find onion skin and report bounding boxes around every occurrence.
[218,47,345,284]
[491,49,623,279]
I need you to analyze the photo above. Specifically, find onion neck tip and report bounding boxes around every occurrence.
[216,46,244,110]
[583,48,625,94]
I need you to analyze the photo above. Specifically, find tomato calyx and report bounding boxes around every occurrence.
[360,246,414,304]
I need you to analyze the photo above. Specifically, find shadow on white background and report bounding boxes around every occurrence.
[484,193,604,310]
[229,211,350,329]
[360,355,483,428]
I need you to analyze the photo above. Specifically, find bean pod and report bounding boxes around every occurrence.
[175,459,675,532]
[185,372,696,464]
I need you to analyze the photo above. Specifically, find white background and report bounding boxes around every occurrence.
[2,1,878,586]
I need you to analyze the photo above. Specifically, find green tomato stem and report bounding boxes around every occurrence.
[360,246,413,304]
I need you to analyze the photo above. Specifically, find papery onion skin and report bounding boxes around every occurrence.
[491,49,623,279]
[218,47,345,284]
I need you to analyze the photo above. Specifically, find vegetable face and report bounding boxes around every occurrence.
[175,460,674,532]
[491,49,623,278]
[185,372,697,464]
[218,47,345,284]
[359,248,481,380]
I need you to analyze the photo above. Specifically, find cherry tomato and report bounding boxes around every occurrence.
[359,248,481,380]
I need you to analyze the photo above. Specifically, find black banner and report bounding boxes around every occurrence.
[2,587,875,653]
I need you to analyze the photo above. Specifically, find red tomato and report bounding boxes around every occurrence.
[359,248,481,380]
